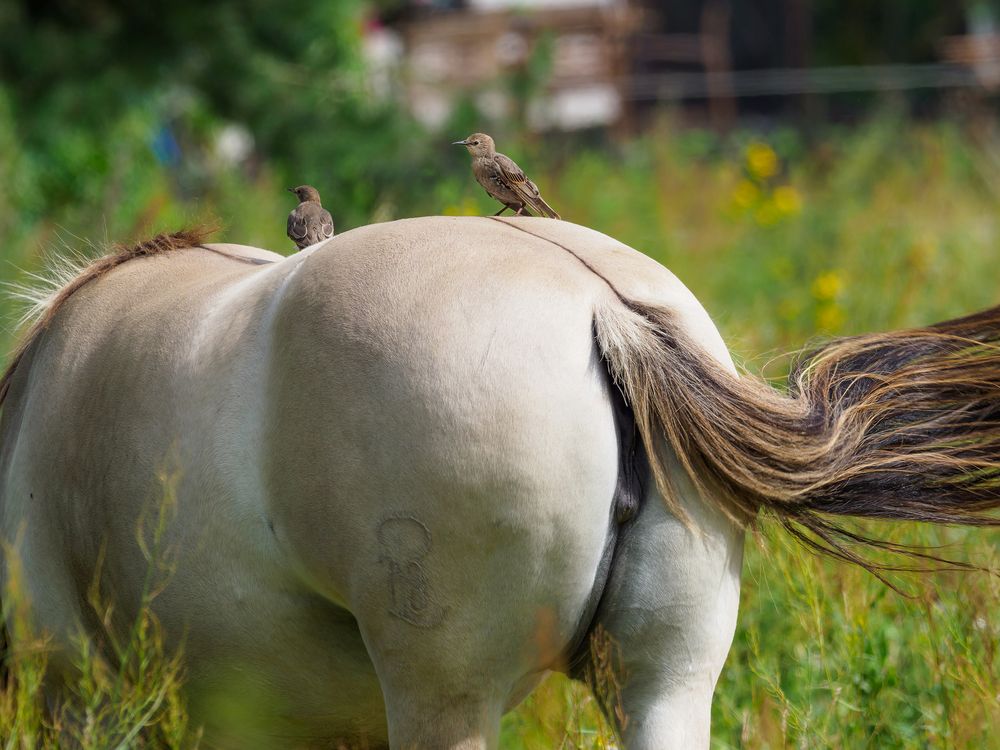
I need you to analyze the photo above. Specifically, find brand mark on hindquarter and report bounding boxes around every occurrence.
[377,515,445,628]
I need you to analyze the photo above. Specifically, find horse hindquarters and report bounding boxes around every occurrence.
[265,271,624,748]
[265,405,622,748]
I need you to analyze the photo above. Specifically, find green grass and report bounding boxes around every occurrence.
[1,117,998,747]
[1,469,198,748]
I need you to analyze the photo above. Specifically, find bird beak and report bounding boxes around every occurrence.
[452,140,468,146]
[286,187,296,193]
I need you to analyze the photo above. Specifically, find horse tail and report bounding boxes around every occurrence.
[594,297,1000,572]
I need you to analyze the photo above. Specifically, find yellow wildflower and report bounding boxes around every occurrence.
[732,179,759,209]
[816,303,845,332]
[812,271,843,301]
[746,142,779,180]
[773,185,802,215]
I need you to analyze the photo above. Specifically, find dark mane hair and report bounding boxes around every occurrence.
[0,226,215,405]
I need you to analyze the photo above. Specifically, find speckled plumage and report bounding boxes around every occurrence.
[454,133,560,219]
[287,185,335,249]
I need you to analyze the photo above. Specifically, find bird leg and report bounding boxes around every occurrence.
[514,206,526,216]
[493,206,510,216]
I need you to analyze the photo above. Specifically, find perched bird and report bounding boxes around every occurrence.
[286,185,335,249]
[453,133,560,219]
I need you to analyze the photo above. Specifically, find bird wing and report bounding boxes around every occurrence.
[288,204,335,249]
[494,153,532,203]
[317,207,335,240]
[495,153,560,219]
[287,209,309,243]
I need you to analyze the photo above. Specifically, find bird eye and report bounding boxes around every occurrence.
[472,140,480,145]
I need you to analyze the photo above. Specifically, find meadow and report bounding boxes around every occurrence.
[1,116,998,748]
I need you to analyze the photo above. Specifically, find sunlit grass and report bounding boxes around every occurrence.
[0,468,201,748]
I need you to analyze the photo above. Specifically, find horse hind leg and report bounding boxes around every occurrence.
[347,473,612,749]
[579,464,744,749]
[380,689,500,750]
[347,512,524,750]
[356,597,506,749]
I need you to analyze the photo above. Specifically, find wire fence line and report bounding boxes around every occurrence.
[628,62,995,100]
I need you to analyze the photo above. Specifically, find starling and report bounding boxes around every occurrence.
[286,185,335,249]
[453,133,560,219]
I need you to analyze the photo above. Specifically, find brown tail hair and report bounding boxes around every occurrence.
[595,298,1000,573]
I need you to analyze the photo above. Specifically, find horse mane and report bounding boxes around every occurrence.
[0,226,215,406]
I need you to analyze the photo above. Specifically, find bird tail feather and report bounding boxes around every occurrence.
[532,196,560,220]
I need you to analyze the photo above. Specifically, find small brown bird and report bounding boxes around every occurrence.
[286,185,335,249]
[453,133,560,219]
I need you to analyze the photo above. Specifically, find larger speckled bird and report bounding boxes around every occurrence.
[453,133,560,219]
[286,185,335,250]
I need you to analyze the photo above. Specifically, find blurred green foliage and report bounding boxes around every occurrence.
[0,0,418,229]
